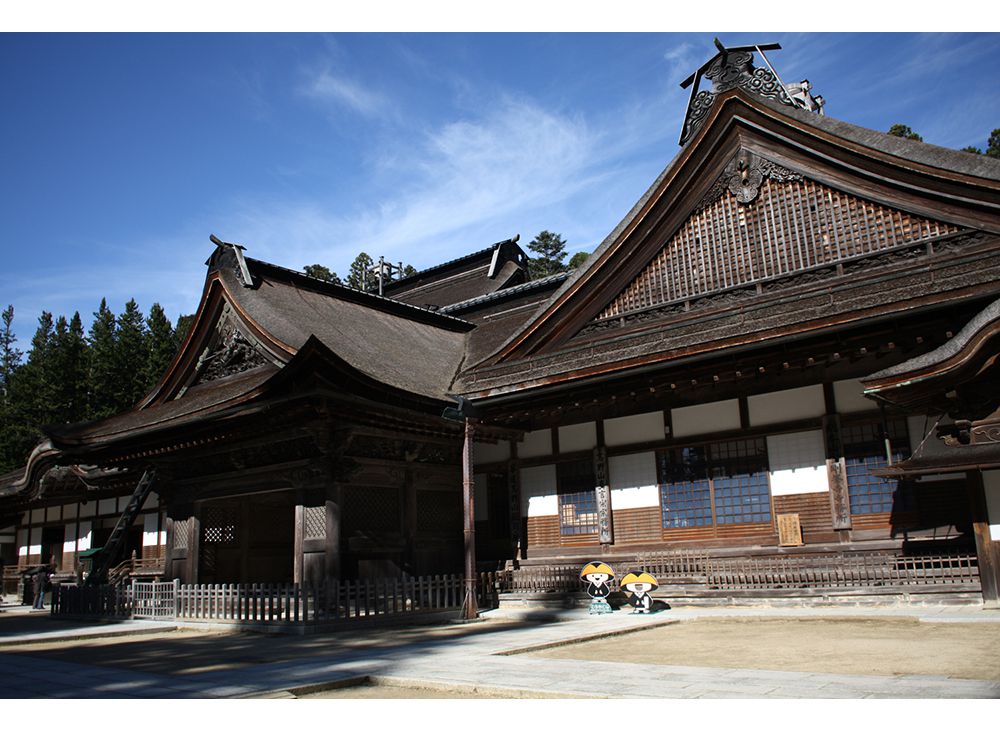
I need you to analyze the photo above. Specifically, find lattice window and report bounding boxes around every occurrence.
[711,438,771,524]
[658,447,712,528]
[557,458,597,535]
[201,504,238,546]
[558,491,598,535]
[303,505,326,540]
[343,486,400,534]
[173,520,189,550]
[658,439,770,528]
[599,175,960,321]
[416,490,462,534]
[842,419,911,515]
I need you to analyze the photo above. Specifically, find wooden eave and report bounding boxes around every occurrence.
[486,90,1000,367]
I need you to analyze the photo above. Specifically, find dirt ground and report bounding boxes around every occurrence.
[534,617,1000,681]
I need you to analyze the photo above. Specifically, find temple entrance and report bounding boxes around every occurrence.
[199,492,295,583]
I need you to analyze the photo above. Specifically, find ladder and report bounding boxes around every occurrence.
[86,469,157,585]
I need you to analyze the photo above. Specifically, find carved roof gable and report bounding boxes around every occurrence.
[585,150,961,334]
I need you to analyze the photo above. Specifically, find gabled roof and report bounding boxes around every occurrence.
[381,236,529,309]
[452,87,1000,399]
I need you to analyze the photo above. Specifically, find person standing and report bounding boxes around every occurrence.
[31,564,51,610]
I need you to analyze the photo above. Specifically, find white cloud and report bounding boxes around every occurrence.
[299,68,387,117]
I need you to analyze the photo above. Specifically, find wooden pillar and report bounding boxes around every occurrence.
[293,503,304,585]
[970,471,1000,607]
[186,511,201,585]
[162,516,175,581]
[822,385,852,537]
[325,493,341,584]
[507,445,521,563]
[403,468,417,575]
[461,419,478,619]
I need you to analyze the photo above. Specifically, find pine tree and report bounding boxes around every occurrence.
[0,305,22,396]
[145,303,175,391]
[50,313,90,425]
[173,314,195,353]
[347,252,374,291]
[988,128,1000,159]
[88,298,118,418]
[527,230,569,278]
[115,299,149,409]
[568,251,589,269]
[304,264,342,285]
[887,124,923,142]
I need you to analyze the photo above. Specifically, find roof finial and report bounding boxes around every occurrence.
[677,38,821,146]
[209,234,254,288]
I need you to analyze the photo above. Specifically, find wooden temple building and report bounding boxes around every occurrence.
[2,41,1000,609]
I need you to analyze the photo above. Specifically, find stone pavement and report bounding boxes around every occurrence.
[1,601,998,699]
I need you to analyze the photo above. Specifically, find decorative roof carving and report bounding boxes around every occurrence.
[678,39,824,146]
[582,168,963,336]
[192,303,269,386]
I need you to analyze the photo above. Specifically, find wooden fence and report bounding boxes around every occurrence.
[495,550,981,595]
[54,573,465,625]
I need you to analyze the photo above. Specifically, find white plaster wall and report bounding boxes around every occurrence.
[833,379,877,414]
[520,464,558,517]
[118,496,130,513]
[748,385,825,427]
[672,399,740,438]
[63,524,78,554]
[906,415,964,482]
[609,452,660,509]
[62,504,77,521]
[473,473,489,521]
[79,501,95,518]
[77,522,92,552]
[605,411,665,447]
[475,440,510,464]
[559,422,597,453]
[767,430,830,496]
[30,508,44,523]
[982,470,1000,538]
[26,527,41,557]
[142,513,165,547]
[518,429,552,458]
[98,498,116,516]
[45,506,61,522]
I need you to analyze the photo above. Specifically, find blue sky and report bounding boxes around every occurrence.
[1,32,999,347]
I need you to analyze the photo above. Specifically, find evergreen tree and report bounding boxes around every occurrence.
[568,251,589,269]
[0,305,22,396]
[887,124,923,142]
[88,299,118,418]
[347,252,373,290]
[115,298,149,409]
[145,303,175,391]
[304,264,342,284]
[989,129,1000,159]
[527,230,569,278]
[402,264,418,278]
[173,314,195,353]
[51,312,90,425]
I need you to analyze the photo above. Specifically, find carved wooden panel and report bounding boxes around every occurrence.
[597,169,960,322]
[303,505,326,540]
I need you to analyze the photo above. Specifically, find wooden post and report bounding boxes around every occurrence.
[293,503,304,586]
[461,416,479,620]
[969,471,1000,607]
[325,495,341,584]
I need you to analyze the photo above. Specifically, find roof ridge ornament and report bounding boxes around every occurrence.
[678,38,824,146]
[210,233,254,288]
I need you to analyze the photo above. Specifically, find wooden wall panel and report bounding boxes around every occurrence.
[715,522,776,541]
[773,493,834,536]
[526,515,560,548]
[613,506,662,543]
[661,526,716,543]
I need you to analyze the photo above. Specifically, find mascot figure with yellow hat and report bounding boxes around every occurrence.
[620,570,658,614]
[580,561,615,615]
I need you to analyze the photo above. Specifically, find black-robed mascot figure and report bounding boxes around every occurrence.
[580,561,615,615]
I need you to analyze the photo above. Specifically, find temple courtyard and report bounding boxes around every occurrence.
[1,599,998,699]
